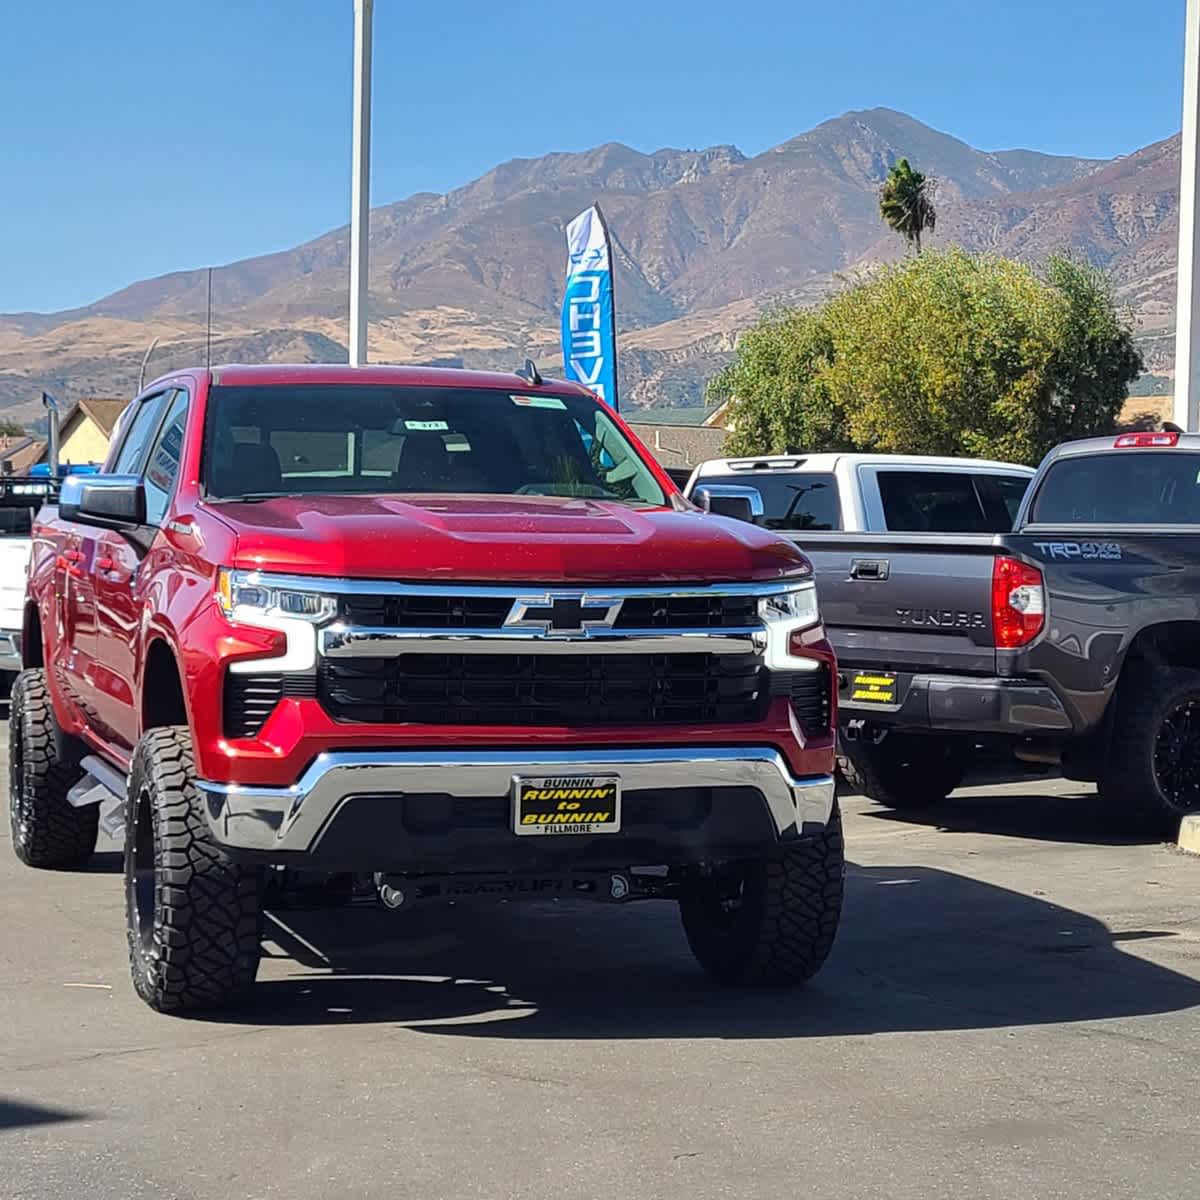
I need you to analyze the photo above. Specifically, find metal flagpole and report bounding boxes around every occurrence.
[1174,0,1200,429]
[349,0,374,367]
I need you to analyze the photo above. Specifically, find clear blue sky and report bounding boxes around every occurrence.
[0,0,1188,313]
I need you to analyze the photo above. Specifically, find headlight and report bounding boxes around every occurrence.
[216,569,336,624]
[759,583,820,629]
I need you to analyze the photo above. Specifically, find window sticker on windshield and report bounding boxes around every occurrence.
[444,434,471,453]
[511,394,567,411]
[404,419,449,431]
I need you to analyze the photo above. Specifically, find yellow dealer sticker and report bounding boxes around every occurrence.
[512,775,621,837]
[850,671,898,704]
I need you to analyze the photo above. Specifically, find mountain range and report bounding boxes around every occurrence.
[0,107,1181,422]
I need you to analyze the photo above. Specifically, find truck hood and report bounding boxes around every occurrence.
[211,493,808,583]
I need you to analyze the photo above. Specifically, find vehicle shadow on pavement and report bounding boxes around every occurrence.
[200,862,1200,1037]
[858,788,1161,848]
[0,1099,87,1131]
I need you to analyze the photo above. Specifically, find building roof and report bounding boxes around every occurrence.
[625,421,725,470]
[626,406,718,427]
[703,399,733,428]
[64,397,127,437]
[0,435,46,474]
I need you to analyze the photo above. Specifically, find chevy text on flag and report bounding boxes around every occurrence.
[561,205,618,409]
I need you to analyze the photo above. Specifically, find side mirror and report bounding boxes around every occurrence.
[59,474,146,529]
[693,484,764,525]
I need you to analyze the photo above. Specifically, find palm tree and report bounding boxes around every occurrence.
[879,158,937,253]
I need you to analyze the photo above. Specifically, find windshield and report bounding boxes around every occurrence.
[1031,451,1200,525]
[202,385,667,506]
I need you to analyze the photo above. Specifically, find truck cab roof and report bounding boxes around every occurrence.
[689,452,1034,480]
[148,362,599,401]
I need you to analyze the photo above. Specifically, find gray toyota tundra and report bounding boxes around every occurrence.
[789,430,1200,833]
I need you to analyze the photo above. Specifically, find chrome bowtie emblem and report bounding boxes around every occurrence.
[504,593,622,635]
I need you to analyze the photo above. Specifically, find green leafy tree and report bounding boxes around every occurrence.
[879,157,937,253]
[710,307,851,456]
[0,418,26,438]
[715,249,1142,464]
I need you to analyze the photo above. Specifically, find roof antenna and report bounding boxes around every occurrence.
[138,337,159,393]
[516,358,542,386]
[205,266,214,369]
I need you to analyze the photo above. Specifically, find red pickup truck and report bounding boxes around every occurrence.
[9,364,840,1013]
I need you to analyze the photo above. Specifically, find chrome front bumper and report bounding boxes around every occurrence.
[199,748,835,856]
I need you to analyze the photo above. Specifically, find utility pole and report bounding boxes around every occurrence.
[1175,0,1200,429]
[349,0,373,366]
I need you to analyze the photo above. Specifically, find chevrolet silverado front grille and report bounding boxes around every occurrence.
[335,590,761,631]
[612,594,759,628]
[318,652,768,726]
[338,593,513,628]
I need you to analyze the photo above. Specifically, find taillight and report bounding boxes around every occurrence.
[1114,431,1178,448]
[992,556,1045,649]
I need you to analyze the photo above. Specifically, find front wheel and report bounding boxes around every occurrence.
[680,801,844,986]
[125,727,263,1013]
[1099,666,1200,836]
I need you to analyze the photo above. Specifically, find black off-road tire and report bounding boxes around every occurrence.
[838,732,967,809]
[8,668,95,869]
[1098,666,1200,837]
[680,800,844,986]
[125,726,262,1013]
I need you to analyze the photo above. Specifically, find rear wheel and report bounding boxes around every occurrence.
[680,801,844,986]
[1099,666,1200,836]
[8,668,94,869]
[125,726,262,1013]
[838,732,967,809]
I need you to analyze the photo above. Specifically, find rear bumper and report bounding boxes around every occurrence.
[839,672,1073,735]
[0,627,21,672]
[199,747,836,872]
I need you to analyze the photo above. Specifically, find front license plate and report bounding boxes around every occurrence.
[512,774,621,837]
[850,670,898,704]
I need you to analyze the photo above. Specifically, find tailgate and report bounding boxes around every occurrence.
[789,532,1000,676]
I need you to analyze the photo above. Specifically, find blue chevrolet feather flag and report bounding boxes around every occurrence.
[561,205,619,410]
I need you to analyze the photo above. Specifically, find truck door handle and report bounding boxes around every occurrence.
[850,559,890,581]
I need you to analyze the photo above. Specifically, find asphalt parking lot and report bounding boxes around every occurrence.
[3,728,1200,1200]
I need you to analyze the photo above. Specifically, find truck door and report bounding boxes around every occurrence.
[51,518,98,704]
[85,390,172,748]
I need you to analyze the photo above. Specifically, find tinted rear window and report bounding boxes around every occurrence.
[877,470,1027,533]
[700,473,841,531]
[1031,451,1200,525]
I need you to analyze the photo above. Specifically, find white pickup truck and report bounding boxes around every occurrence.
[684,452,1037,807]
[0,477,51,684]
[684,452,1034,534]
